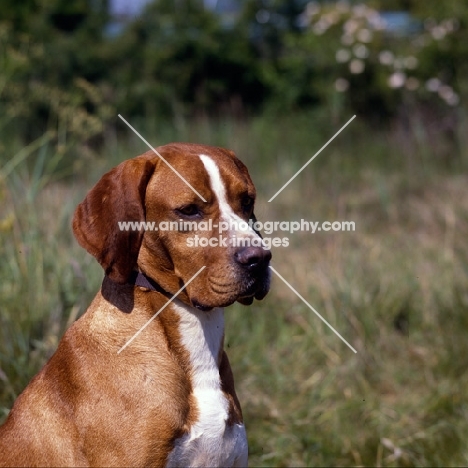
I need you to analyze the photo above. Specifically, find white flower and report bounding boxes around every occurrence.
[344,19,360,34]
[388,72,406,88]
[441,19,455,32]
[352,5,368,17]
[335,78,349,92]
[426,78,441,92]
[341,34,354,45]
[336,49,351,63]
[349,59,365,74]
[445,93,460,106]
[438,85,452,99]
[336,0,350,13]
[305,1,320,17]
[431,26,446,40]
[312,23,326,35]
[445,18,459,32]
[379,50,394,65]
[405,77,420,90]
[353,44,369,59]
[404,56,418,69]
[324,12,340,25]
[368,12,386,30]
[357,28,372,43]
[438,85,459,105]
[312,18,330,35]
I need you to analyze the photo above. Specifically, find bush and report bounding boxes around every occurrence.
[273,1,466,123]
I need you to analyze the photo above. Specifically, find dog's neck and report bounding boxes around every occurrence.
[128,271,227,358]
[172,300,225,371]
[128,270,171,296]
[127,270,215,312]
[164,301,233,466]
[129,273,227,374]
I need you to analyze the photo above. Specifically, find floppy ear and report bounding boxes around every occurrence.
[73,157,155,284]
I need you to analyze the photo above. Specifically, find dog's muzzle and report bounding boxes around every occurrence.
[234,246,272,305]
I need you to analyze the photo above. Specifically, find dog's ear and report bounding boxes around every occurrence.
[73,156,155,284]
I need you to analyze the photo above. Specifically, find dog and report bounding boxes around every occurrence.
[0,143,271,467]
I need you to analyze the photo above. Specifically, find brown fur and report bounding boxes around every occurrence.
[0,143,270,467]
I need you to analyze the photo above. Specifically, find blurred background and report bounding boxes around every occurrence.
[1,0,468,466]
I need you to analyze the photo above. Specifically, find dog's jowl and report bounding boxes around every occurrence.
[0,143,271,467]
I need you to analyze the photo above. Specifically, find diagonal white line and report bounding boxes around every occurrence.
[117,266,206,354]
[269,266,357,353]
[118,114,207,202]
[268,115,356,202]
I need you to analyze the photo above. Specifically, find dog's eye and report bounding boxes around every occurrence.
[177,204,200,217]
[241,196,254,212]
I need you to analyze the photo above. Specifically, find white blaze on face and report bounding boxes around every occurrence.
[199,154,258,242]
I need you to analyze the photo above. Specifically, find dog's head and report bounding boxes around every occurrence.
[73,143,271,310]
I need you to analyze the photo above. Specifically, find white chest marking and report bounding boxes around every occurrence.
[165,302,248,468]
[199,154,258,242]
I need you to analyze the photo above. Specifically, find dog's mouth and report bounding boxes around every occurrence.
[192,301,215,312]
[195,269,271,309]
[183,253,272,311]
[236,294,255,306]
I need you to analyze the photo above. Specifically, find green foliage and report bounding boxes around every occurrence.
[270,2,467,123]
[108,0,267,118]
[1,0,468,134]
[0,7,114,150]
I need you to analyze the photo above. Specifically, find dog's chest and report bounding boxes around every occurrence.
[165,304,248,468]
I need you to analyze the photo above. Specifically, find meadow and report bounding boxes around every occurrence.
[1,110,468,467]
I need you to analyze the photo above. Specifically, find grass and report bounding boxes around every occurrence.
[1,110,468,466]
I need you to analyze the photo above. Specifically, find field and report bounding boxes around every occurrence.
[1,111,468,466]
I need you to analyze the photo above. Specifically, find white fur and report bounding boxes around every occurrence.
[199,154,258,243]
[165,301,248,468]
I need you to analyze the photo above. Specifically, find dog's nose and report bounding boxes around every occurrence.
[235,246,272,271]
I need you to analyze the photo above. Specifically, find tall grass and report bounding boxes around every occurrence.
[1,111,468,466]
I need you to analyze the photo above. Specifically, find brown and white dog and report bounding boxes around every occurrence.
[0,143,271,467]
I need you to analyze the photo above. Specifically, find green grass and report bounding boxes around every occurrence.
[1,111,468,466]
